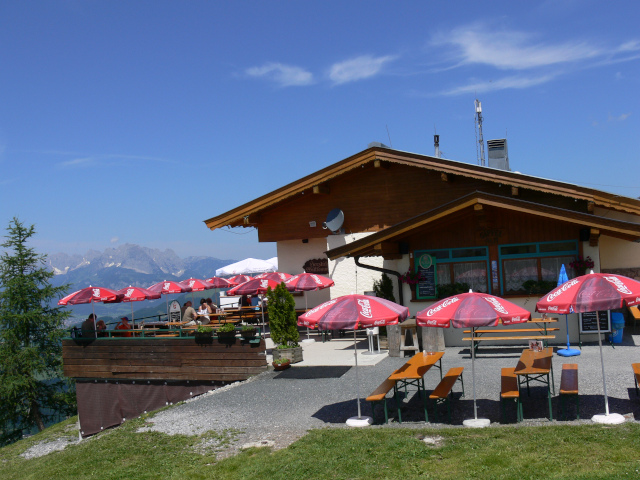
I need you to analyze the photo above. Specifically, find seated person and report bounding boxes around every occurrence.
[182,301,199,326]
[240,295,252,307]
[96,320,107,337]
[81,314,96,338]
[115,316,132,337]
[197,298,210,325]
[205,298,218,314]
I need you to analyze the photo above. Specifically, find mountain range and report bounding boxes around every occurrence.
[47,244,236,325]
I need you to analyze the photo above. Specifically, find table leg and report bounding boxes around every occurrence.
[393,384,402,423]
[420,376,429,422]
[547,373,553,421]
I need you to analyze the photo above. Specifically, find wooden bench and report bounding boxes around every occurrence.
[366,377,397,424]
[559,363,579,420]
[429,367,464,423]
[629,306,640,334]
[632,363,640,397]
[501,367,522,423]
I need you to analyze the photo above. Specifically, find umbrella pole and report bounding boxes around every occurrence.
[354,329,362,419]
[596,320,610,416]
[471,326,477,419]
[131,303,134,330]
[92,301,96,339]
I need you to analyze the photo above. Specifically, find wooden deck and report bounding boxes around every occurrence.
[62,337,268,382]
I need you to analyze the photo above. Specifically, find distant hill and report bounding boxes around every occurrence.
[47,244,236,325]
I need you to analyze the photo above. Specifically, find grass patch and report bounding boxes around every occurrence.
[2,421,640,479]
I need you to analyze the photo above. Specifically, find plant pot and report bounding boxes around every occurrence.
[194,332,213,344]
[272,360,291,371]
[241,329,257,339]
[272,346,303,364]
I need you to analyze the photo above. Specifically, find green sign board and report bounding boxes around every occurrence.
[415,253,437,299]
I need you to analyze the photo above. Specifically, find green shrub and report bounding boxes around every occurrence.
[217,323,235,333]
[267,283,299,347]
[373,273,396,303]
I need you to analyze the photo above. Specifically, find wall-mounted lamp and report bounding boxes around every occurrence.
[309,221,316,227]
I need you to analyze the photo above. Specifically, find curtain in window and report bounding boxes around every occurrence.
[437,264,451,285]
[503,258,538,293]
[541,256,576,281]
[453,261,488,292]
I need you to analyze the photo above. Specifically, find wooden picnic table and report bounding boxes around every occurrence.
[387,351,444,422]
[514,347,555,420]
[462,317,558,353]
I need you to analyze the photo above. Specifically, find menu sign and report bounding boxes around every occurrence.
[303,258,329,274]
[416,253,437,299]
[579,310,611,333]
[169,300,182,323]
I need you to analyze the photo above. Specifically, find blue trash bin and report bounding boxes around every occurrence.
[610,312,625,344]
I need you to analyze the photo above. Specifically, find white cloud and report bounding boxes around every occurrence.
[110,237,119,244]
[59,157,96,167]
[608,113,631,122]
[441,74,555,96]
[329,55,396,85]
[245,62,314,87]
[434,25,600,70]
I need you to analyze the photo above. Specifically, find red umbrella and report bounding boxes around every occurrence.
[227,274,254,286]
[417,291,531,427]
[58,286,123,338]
[284,273,334,292]
[182,278,214,291]
[299,294,409,426]
[204,276,232,289]
[114,285,162,328]
[59,286,122,305]
[285,273,335,342]
[254,271,293,283]
[147,280,193,320]
[536,272,640,424]
[536,272,640,314]
[227,278,280,296]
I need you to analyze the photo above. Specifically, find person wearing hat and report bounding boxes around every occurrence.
[116,316,132,337]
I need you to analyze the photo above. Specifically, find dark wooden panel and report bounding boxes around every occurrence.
[62,338,268,382]
[255,163,590,242]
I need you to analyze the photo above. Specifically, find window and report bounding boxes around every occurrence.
[499,241,578,295]
[418,247,489,294]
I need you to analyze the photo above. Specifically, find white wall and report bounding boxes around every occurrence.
[327,233,383,298]
[277,238,332,309]
[599,235,640,269]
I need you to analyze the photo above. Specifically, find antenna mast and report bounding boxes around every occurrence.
[475,99,485,166]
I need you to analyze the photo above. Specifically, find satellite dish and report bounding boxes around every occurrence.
[323,208,344,234]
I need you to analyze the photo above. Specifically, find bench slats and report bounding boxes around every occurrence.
[366,378,396,402]
[463,335,555,342]
[430,367,464,400]
[463,328,559,334]
[560,364,579,395]
[501,367,519,398]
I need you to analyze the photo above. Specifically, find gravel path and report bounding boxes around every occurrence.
[139,338,640,458]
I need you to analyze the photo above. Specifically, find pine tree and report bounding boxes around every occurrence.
[266,283,299,347]
[0,218,75,446]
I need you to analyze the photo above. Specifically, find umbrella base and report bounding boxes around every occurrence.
[301,338,316,344]
[592,413,625,424]
[463,418,490,428]
[346,416,373,427]
[557,348,581,357]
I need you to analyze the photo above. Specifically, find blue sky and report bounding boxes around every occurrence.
[1,1,638,260]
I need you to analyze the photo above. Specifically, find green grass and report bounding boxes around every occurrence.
[2,418,640,479]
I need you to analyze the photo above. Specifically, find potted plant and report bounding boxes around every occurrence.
[267,283,303,364]
[240,325,257,339]
[194,325,213,343]
[216,322,236,341]
[272,357,291,371]
[569,255,594,276]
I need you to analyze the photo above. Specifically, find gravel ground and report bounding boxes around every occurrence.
[138,335,640,459]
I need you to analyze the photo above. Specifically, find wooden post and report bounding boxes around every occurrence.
[387,324,401,357]
[419,326,445,352]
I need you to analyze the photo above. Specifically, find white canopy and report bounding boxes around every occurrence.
[265,257,278,269]
[216,258,277,276]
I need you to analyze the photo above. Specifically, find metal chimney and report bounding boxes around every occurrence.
[487,139,510,171]
[434,135,440,158]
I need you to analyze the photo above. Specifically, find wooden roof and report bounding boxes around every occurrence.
[204,146,640,231]
[325,191,640,260]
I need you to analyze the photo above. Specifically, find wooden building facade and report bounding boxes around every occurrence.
[205,146,640,345]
